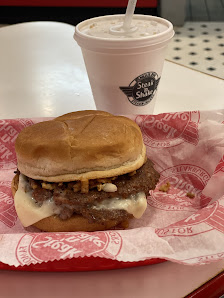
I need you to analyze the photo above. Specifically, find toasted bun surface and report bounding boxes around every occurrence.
[11,174,129,232]
[15,110,146,182]
[32,215,126,232]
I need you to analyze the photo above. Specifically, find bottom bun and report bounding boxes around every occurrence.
[11,174,129,232]
[33,215,128,232]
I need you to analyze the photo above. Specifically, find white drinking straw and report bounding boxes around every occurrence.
[123,0,138,31]
[109,0,138,35]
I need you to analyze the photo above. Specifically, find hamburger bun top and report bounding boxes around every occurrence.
[15,110,146,182]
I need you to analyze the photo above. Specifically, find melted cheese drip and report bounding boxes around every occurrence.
[14,175,147,227]
[93,192,147,219]
[14,174,60,227]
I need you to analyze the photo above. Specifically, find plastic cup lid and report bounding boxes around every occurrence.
[74,15,174,51]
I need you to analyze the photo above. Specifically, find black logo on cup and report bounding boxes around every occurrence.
[120,72,160,106]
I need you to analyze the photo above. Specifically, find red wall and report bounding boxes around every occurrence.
[0,0,157,7]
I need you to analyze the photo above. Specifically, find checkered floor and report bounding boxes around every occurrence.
[166,22,224,79]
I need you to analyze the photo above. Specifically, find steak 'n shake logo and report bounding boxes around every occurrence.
[150,164,211,211]
[120,72,160,106]
[0,119,33,170]
[16,232,122,266]
[136,111,200,148]
[0,181,17,228]
[156,201,224,237]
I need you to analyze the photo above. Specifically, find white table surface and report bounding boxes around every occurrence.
[0,21,224,119]
[0,21,224,298]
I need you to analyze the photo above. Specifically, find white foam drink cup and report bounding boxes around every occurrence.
[74,15,174,114]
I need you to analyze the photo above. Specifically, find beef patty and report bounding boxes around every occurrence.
[21,159,159,224]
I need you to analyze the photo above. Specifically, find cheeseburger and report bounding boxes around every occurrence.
[12,110,159,232]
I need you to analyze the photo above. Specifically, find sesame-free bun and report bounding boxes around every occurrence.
[11,174,129,232]
[15,110,146,182]
[32,215,128,232]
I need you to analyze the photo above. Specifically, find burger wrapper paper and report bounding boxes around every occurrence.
[0,110,224,268]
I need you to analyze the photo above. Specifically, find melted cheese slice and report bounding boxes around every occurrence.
[14,175,147,227]
[93,192,147,219]
[14,175,57,227]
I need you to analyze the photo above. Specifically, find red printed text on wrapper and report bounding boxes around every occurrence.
[149,164,211,211]
[183,251,224,265]
[16,231,122,265]
[156,200,224,237]
[0,119,33,170]
[136,111,200,148]
[214,155,224,174]
[0,181,17,228]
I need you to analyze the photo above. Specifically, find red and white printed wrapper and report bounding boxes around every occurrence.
[0,110,224,267]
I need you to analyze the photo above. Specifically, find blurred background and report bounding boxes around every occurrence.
[0,0,223,79]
